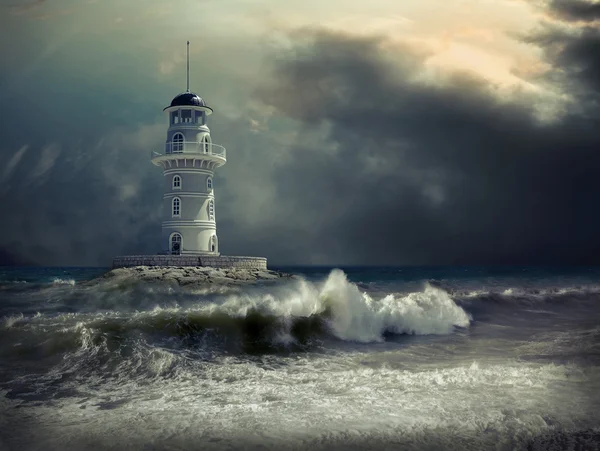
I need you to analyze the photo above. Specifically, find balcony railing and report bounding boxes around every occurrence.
[152,141,227,161]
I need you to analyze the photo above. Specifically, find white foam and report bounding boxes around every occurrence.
[52,278,76,286]
[2,313,24,329]
[320,270,471,341]
[72,269,469,344]
[10,357,598,451]
[188,269,472,343]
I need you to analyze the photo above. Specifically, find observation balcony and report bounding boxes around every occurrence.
[151,141,227,167]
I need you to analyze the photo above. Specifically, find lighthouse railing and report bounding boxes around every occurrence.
[163,141,227,158]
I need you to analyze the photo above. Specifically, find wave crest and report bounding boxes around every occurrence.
[53,278,76,286]
[78,269,471,347]
[320,269,470,341]
[0,270,472,372]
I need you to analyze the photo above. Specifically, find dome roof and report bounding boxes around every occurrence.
[168,92,208,108]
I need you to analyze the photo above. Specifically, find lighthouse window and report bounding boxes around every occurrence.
[172,175,181,190]
[202,135,210,153]
[172,133,184,153]
[208,199,214,220]
[207,177,212,191]
[195,111,203,124]
[172,197,181,217]
[181,109,192,123]
[170,111,179,125]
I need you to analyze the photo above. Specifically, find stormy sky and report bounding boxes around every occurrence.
[0,0,599,266]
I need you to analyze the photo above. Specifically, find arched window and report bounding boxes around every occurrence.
[201,135,208,153]
[172,197,181,217]
[208,199,214,221]
[207,177,213,191]
[210,235,218,253]
[172,133,184,153]
[170,233,182,255]
[172,175,181,190]
[199,134,212,154]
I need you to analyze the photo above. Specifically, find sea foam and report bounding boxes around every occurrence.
[205,269,471,343]
[52,278,76,286]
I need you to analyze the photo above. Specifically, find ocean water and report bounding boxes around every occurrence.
[1,266,600,450]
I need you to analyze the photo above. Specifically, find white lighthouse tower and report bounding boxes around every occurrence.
[112,42,267,269]
[151,42,225,256]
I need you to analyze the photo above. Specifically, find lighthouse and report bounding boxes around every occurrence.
[112,42,267,269]
[151,42,225,256]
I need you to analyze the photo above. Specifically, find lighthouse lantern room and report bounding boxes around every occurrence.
[151,41,226,256]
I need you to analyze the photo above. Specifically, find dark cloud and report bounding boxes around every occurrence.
[537,1,600,95]
[527,23,600,97]
[249,25,600,265]
[557,27,600,95]
[0,56,167,266]
[0,134,163,266]
[548,0,600,22]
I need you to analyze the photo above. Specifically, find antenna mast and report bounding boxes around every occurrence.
[186,41,190,92]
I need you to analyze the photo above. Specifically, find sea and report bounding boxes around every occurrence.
[1,265,599,451]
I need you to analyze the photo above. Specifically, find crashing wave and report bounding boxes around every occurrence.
[2,313,24,329]
[52,278,76,286]
[1,270,471,367]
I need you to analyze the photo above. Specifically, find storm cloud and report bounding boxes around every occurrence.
[548,0,600,22]
[249,21,600,264]
[0,0,599,266]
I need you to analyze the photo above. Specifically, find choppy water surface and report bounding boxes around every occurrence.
[1,266,599,450]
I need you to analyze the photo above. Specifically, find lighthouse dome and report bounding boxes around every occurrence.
[169,92,207,107]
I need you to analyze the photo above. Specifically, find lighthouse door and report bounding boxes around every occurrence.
[171,233,182,255]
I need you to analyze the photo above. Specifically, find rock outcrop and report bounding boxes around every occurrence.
[92,265,294,288]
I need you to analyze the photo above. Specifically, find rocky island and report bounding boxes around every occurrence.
[93,265,294,289]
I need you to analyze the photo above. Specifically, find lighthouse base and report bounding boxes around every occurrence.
[112,255,267,270]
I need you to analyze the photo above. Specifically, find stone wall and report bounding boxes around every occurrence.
[112,255,267,269]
